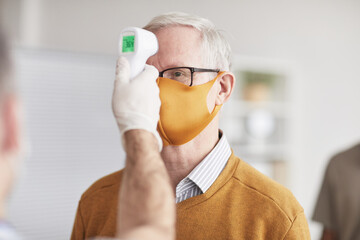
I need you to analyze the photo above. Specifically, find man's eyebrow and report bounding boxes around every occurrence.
[161,62,194,70]
[160,57,190,69]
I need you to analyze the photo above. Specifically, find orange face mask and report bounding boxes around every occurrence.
[157,73,223,146]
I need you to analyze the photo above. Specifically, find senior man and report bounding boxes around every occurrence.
[72,12,310,239]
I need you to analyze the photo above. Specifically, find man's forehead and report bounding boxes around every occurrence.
[149,26,203,70]
[155,26,202,46]
[147,53,200,71]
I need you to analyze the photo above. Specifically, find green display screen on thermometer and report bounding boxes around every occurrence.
[122,35,135,53]
[119,27,158,78]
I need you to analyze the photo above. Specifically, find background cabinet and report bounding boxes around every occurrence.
[220,56,295,186]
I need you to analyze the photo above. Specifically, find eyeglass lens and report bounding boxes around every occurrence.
[162,68,192,86]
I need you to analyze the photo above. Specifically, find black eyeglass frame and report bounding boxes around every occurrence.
[159,67,220,86]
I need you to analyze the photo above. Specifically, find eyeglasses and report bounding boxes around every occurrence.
[159,67,220,86]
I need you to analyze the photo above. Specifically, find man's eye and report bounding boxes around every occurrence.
[174,72,183,77]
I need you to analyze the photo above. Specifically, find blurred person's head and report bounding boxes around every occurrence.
[0,28,13,93]
[0,27,22,218]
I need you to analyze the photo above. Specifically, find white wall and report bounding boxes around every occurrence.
[9,49,124,240]
[3,0,360,239]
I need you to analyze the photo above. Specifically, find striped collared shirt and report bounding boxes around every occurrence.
[175,132,232,203]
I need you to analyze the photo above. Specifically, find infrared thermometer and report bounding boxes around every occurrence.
[119,27,158,79]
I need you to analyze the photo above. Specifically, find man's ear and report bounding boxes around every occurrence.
[0,96,21,155]
[215,72,235,105]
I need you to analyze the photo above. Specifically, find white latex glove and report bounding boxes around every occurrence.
[112,57,162,150]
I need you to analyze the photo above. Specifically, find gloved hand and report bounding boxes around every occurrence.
[112,57,162,151]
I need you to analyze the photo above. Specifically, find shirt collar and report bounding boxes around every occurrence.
[186,131,232,193]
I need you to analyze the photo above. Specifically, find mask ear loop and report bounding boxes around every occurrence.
[216,71,225,79]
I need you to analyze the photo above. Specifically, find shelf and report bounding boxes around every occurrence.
[225,55,295,185]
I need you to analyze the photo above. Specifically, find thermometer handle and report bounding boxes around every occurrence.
[126,55,149,79]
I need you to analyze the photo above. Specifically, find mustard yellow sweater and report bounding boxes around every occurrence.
[71,153,310,240]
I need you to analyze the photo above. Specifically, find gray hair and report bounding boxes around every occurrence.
[0,27,13,95]
[143,12,231,71]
